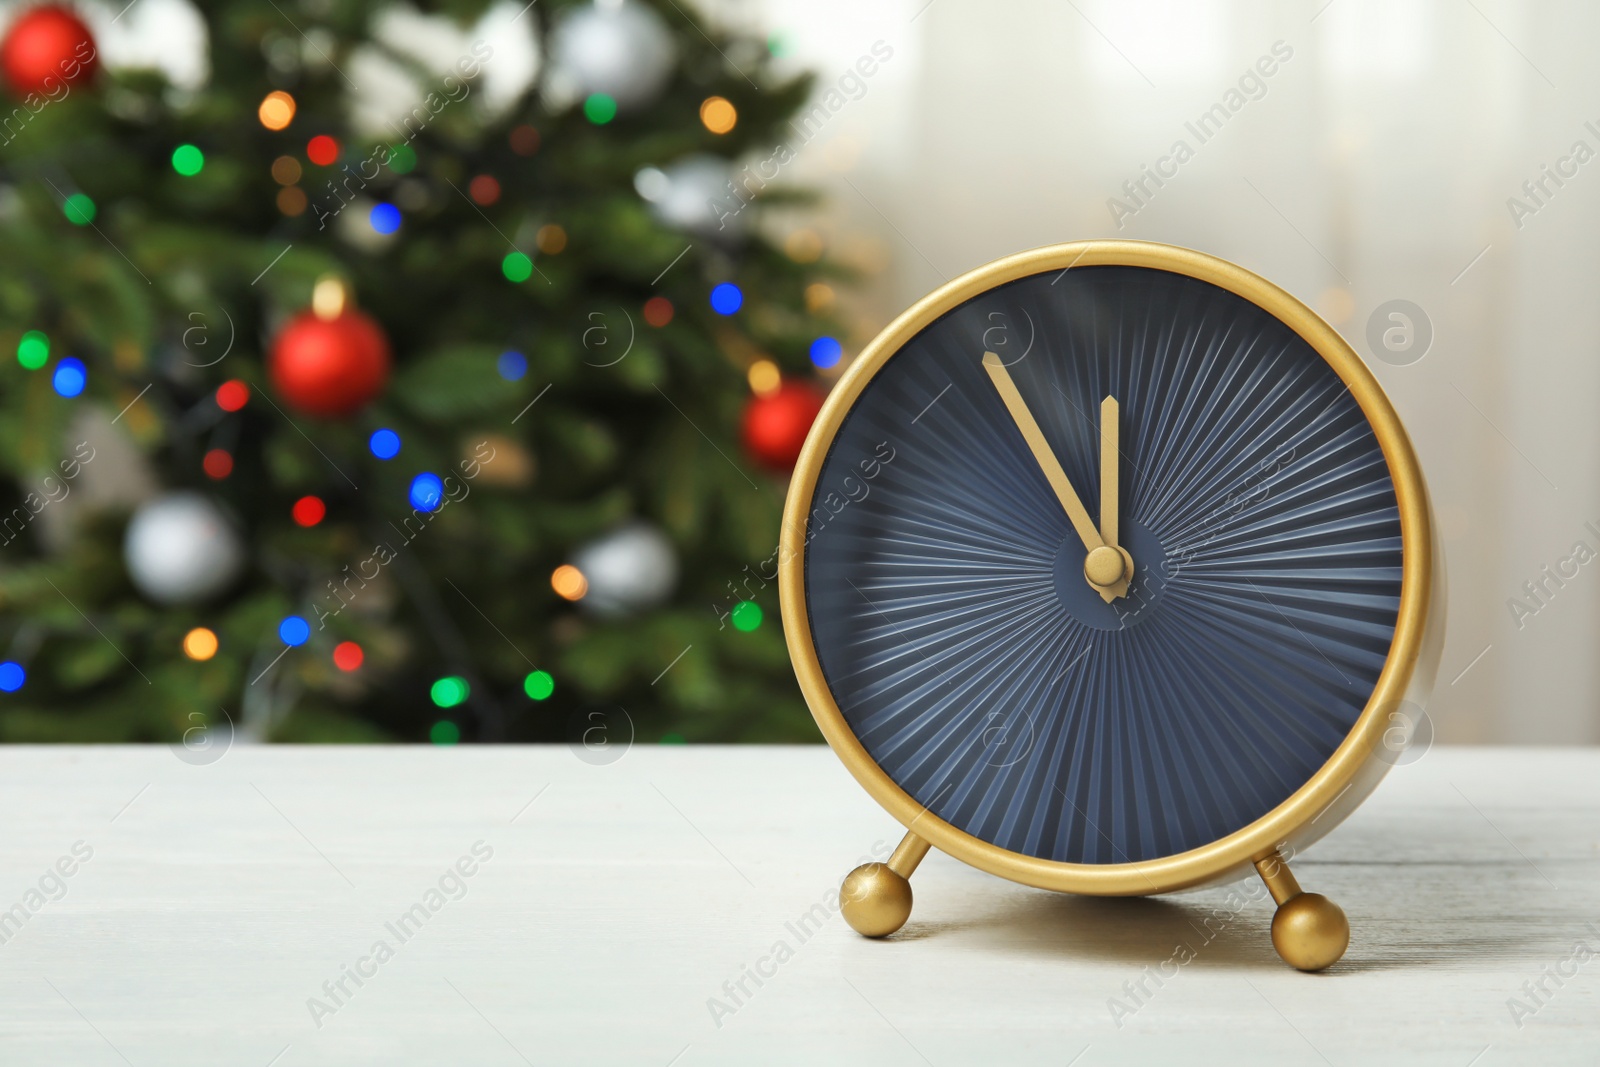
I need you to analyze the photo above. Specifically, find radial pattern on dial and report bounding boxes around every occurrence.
[804,266,1403,865]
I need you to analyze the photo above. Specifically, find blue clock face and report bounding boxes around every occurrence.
[802,266,1403,865]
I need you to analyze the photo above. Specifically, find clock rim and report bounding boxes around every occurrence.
[779,240,1437,895]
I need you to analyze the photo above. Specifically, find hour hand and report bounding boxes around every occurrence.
[1098,395,1133,597]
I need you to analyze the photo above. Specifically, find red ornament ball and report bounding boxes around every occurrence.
[0,5,96,97]
[740,381,826,473]
[268,309,391,418]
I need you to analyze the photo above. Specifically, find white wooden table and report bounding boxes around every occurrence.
[0,745,1595,1066]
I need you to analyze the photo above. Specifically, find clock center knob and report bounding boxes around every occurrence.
[1083,545,1127,588]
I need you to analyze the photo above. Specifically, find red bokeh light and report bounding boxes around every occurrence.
[643,296,674,327]
[203,449,233,479]
[332,641,364,671]
[509,125,539,156]
[306,135,339,166]
[469,174,501,205]
[215,379,250,412]
[291,495,326,527]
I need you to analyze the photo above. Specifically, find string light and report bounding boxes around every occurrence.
[369,202,401,235]
[170,144,203,176]
[409,472,444,512]
[509,125,540,155]
[62,194,95,225]
[271,155,302,185]
[333,641,363,671]
[804,282,835,312]
[583,93,617,124]
[276,187,307,216]
[523,670,554,700]
[51,357,86,397]
[785,229,823,263]
[312,276,347,319]
[388,144,417,174]
[258,91,295,130]
[643,297,673,327]
[497,351,527,381]
[306,135,339,166]
[536,224,567,254]
[731,601,763,631]
[215,380,249,412]
[17,330,48,370]
[430,676,469,708]
[551,565,588,601]
[203,449,233,479]
[469,175,501,205]
[183,627,219,661]
[502,252,533,283]
[809,336,843,369]
[0,661,24,692]
[369,428,401,460]
[747,359,781,396]
[699,96,737,134]
[278,615,311,646]
[710,283,743,315]
[291,495,326,527]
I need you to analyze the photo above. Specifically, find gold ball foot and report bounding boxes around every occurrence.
[1270,892,1349,972]
[839,862,912,938]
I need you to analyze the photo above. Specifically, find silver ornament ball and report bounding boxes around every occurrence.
[571,522,679,617]
[124,492,245,605]
[550,0,676,110]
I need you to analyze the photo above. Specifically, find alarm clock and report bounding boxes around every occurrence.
[778,241,1443,971]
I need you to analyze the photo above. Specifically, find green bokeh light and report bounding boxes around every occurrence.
[523,670,554,700]
[388,144,417,174]
[63,194,95,225]
[583,93,617,124]
[501,252,533,282]
[171,144,204,176]
[660,732,686,745]
[767,32,792,57]
[730,600,763,632]
[17,330,49,370]
[430,720,461,744]
[430,675,469,708]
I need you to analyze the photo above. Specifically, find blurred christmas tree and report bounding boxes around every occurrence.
[0,0,845,744]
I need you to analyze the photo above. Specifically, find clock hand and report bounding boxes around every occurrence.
[982,353,1128,601]
[1098,396,1134,597]
[1100,396,1118,548]
[983,352,1103,552]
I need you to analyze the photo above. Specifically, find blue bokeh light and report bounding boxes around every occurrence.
[0,661,24,692]
[52,357,86,398]
[369,202,402,235]
[369,428,401,460]
[409,472,444,512]
[809,336,843,369]
[498,350,528,381]
[278,616,310,647]
[709,283,743,316]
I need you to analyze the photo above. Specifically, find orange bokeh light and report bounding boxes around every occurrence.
[551,564,588,601]
[259,91,296,131]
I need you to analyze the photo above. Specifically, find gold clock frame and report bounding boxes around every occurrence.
[778,240,1443,971]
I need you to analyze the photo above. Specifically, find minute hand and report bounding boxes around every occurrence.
[981,352,1104,554]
